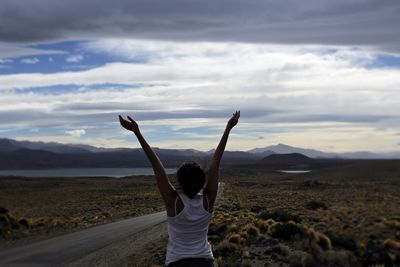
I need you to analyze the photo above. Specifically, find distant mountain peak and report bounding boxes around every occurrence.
[247,143,337,158]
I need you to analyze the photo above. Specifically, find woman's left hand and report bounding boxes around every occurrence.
[227,110,240,130]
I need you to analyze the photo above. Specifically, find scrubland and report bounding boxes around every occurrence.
[0,176,164,248]
[1,160,400,266]
[207,161,400,267]
[128,161,400,267]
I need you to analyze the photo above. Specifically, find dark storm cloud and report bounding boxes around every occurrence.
[1,0,399,53]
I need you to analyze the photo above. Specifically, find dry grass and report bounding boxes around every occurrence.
[209,162,400,266]
[0,176,164,246]
[2,161,400,266]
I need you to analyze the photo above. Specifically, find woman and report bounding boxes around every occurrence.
[119,111,240,267]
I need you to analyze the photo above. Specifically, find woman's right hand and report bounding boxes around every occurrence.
[119,115,140,133]
[227,110,240,130]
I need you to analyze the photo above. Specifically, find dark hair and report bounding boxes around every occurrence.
[177,161,206,199]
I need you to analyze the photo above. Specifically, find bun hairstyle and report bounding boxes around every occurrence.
[177,161,206,199]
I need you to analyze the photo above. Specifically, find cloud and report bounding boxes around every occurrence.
[65,54,83,63]
[0,1,399,53]
[0,43,64,59]
[65,129,86,137]
[0,41,399,124]
[0,40,399,151]
[1,40,399,91]
[20,57,40,64]
[0,58,13,63]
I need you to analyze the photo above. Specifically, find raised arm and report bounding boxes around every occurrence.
[204,111,240,210]
[119,115,176,206]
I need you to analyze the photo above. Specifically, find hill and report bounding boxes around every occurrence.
[261,153,315,165]
[0,138,399,170]
[256,153,315,170]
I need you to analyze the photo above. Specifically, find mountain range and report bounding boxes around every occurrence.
[0,138,399,170]
[2,138,399,158]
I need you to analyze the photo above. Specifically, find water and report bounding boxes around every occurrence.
[279,170,311,174]
[0,168,177,178]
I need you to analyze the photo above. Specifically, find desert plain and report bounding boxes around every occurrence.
[1,160,400,266]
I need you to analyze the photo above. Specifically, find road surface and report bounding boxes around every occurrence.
[0,211,167,266]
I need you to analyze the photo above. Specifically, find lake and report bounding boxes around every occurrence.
[0,168,177,178]
[279,170,311,174]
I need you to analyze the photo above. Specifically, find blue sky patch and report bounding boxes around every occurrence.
[366,54,400,69]
[14,83,141,95]
[0,40,145,75]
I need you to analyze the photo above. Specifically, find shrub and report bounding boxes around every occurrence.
[258,210,301,223]
[228,223,239,234]
[319,250,357,267]
[250,205,264,213]
[18,219,29,228]
[305,201,328,210]
[384,219,400,230]
[383,239,400,250]
[243,223,260,239]
[239,230,249,240]
[241,260,253,267]
[214,240,240,256]
[0,207,8,214]
[208,234,221,244]
[271,222,305,240]
[328,233,358,251]
[287,250,316,267]
[265,218,277,226]
[256,219,270,233]
[214,257,223,267]
[227,233,241,244]
[209,221,228,237]
[316,233,332,250]
[277,244,290,256]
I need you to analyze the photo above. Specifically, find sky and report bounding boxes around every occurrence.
[0,0,400,152]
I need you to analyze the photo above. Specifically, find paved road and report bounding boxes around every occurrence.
[0,211,167,267]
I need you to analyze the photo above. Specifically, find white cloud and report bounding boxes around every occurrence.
[0,40,399,151]
[65,54,83,63]
[20,57,40,64]
[0,58,13,63]
[65,129,86,137]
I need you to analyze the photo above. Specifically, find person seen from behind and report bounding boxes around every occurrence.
[119,110,240,267]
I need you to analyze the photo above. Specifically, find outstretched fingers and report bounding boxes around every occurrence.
[233,110,240,121]
[127,116,135,122]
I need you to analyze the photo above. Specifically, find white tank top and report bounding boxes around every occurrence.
[165,193,214,266]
